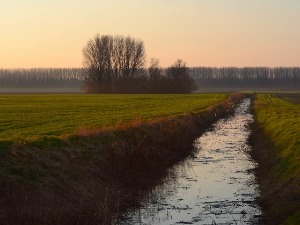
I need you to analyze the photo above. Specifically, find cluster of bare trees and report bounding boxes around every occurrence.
[82,34,146,93]
[123,58,194,94]
[191,67,300,90]
[0,68,82,88]
[82,34,194,93]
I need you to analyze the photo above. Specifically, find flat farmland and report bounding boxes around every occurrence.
[275,93,300,104]
[0,94,226,142]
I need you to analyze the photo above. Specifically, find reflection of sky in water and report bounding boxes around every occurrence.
[121,99,261,225]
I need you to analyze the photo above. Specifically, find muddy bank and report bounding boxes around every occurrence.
[0,93,244,225]
[249,101,300,225]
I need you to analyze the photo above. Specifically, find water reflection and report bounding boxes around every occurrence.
[121,99,261,225]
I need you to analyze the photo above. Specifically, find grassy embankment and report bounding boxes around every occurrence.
[250,93,300,225]
[0,93,244,225]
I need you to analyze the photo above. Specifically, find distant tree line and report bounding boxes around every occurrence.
[82,34,194,93]
[191,67,300,90]
[1,66,299,92]
[0,68,83,88]
[1,33,299,92]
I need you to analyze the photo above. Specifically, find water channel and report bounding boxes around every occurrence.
[120,98,261,225]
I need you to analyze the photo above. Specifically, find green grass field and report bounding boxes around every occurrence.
[0,94,226,143]
[254,93,300,177]
[254,93,300,225]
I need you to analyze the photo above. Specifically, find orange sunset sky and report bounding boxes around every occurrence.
[1,0,300,68]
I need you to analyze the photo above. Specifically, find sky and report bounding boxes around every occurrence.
[0,0,300,68]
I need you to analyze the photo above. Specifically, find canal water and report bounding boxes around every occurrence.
[120,98,261,225]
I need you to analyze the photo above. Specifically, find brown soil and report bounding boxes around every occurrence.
[249,118,300,225]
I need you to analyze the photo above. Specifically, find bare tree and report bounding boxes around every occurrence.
[167,59,194,93]
[82,34,114,92]
[148,58,161,80]
[82,34,146,93]
[167,59,188,79]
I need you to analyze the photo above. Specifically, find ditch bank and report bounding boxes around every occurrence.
[0,93,244,225]
[121,98,261,225]
[249,96,300,225]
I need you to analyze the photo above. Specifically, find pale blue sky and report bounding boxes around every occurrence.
[1,0,299,67]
